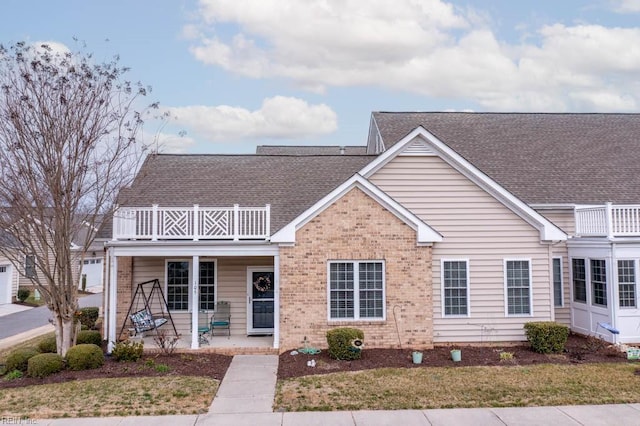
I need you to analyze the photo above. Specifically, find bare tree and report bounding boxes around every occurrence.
[0,41,154,356]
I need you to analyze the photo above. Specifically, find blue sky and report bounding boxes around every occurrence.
[2,0,640,153]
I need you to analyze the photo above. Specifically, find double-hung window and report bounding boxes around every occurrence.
[442,260,469,316]
[166,260,189,311]
[591,259,607,307]
[25,255,36,279]
[572,258,587,303]
[618,260,636,308]
[329,261,384,320]
[199,261,216,311]
[553,257,563,307]
[505,260,531,316]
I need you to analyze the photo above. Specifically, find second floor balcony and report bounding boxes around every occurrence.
[112,204,270,241]
[575,203,640,238]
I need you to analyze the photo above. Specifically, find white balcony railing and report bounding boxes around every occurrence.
[575,203,640,238]
[112,204,270,241]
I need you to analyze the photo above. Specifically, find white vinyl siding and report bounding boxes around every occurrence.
[505,260,532,316]
[618,260,636,308]
[442,260,469,316]
[328,261,385,320]
[369,154,552,342]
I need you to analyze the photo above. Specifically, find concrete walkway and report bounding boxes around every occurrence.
[208,354,279,414]
[30,353,640,425]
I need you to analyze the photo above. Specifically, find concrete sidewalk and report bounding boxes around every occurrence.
[34,404,640,425]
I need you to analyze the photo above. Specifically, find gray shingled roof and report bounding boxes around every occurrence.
[113,154,375,236]
[372,112,640,205]
[256,145,367,155]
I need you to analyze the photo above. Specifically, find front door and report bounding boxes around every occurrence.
[247,267,274,334]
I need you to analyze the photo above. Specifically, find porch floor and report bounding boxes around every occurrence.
[139,334,276,355]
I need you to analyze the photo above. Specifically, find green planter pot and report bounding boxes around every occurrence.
[451,349,461,362]
[412,351,423,364]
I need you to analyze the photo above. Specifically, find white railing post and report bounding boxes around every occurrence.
[152,204,158,242]
[606,202,614,239]
[193,204,199,241]
[265,204,271,238]
[112,206,119,241]
[233,204,240,241]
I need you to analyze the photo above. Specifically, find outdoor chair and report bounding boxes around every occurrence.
[198,310,211,345]
[210,301,231,338]
[129,308,168,336]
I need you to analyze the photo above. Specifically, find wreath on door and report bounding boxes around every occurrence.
[253,275,272,292]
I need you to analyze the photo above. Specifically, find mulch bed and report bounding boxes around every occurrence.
[0,334,632,389]
[277,333,631,379]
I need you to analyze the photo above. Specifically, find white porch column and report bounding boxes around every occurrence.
[107,254,118,353]
[273,253,280,349]
[191,255,200,349]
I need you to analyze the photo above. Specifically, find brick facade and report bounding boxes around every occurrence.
[279,187,433,352]
[115,256,133,339]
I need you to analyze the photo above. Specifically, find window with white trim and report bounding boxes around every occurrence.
[618,260,636,308]
[505,260,531,315]
[553,257,563,307]
[167,261,189,311]
[572,258,586,303]
[199,261,216,311]
[329,261,384,320]
[591,259,607,307]
[442,260,468,316]
[25,255,36,279]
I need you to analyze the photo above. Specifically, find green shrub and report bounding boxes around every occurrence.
[27,353,64,378]
[77,330,103,347]
[76,307,99,329]
[111,340,144,362]
[3,370,23,380]
[17,287,30,302]
[66,344,104,370]
[5,348,39,372]
[524,321,569,354]
[326,327,365,360]
[38,336,57,353]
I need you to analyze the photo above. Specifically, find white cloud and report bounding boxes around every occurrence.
[165,96,337,141]
[612,0,640,13]
[187,0,640,112]
[139,131,197,154]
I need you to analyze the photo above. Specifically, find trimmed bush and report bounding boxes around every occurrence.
[326,327,365,360]
[77,330,103,347]
[111,340,144,362]
[27,353,64,378]
[5,348,39,373]
[524,321,569,354]
[66,344,104,370]
[17,287,30,302]
[76,307,99,329]
[37,336,57,353]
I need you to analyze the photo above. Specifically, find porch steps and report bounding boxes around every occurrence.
[209,354,279,414]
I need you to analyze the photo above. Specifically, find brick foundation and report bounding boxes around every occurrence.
[278,187,433,352]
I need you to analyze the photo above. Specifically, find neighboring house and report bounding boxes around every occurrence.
[0,218,104,305]
[102,112,640,353]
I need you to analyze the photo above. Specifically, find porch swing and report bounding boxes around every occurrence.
[118,279,178,340]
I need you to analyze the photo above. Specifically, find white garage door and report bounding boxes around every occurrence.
[79,257,103,289]
[0,265,11,305]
